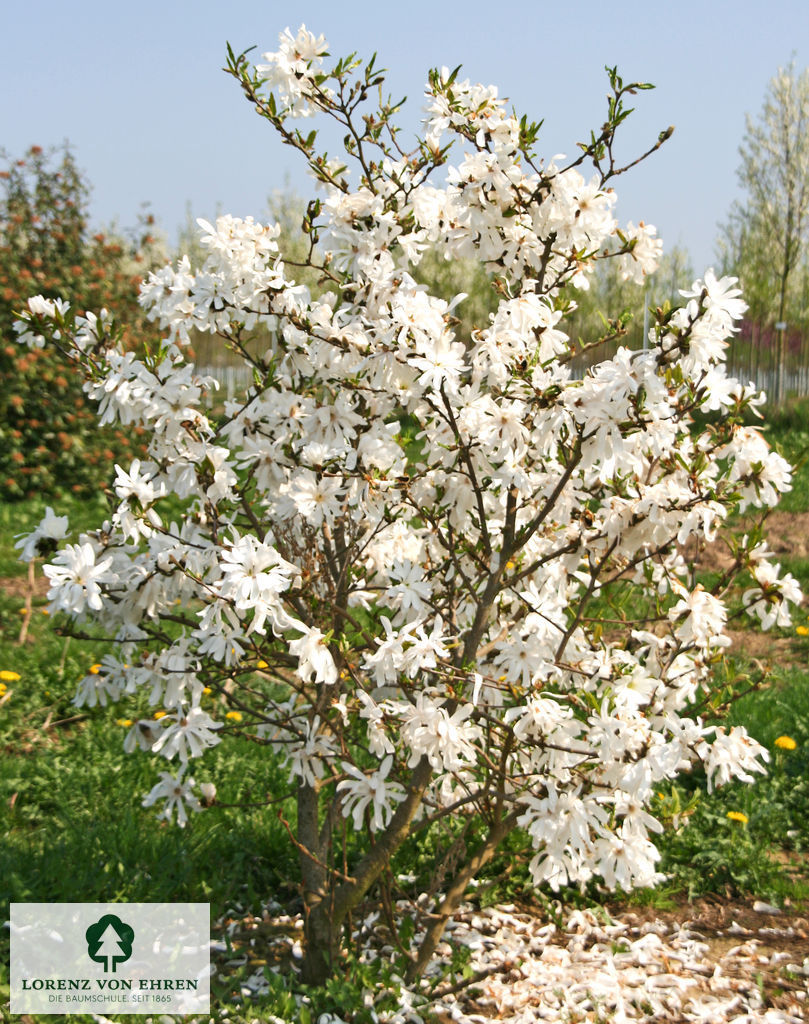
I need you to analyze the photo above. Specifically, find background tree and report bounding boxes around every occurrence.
[718,62,809,402]
[0,144,162,500]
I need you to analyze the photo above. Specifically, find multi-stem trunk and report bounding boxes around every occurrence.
[297,758,435,986]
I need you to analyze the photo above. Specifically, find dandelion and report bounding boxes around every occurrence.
[225,710,243,722]
[797,626,809,636]
[727,811,748,824]
[202,686,212,695]
[0,671,21,682]
[153,710,168,720]
[89,663,102,675]
[0,683,7,696]
[116,718,133,727]
[256,660,269,669]
[17,607,28,616]
[775,735,797,751]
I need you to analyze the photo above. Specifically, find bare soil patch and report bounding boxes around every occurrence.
[685,511,809,575]
[0,572,49,601]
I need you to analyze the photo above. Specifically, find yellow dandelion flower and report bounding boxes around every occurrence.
[153,710,168,720]
[225,710,243,722]
[202,686,212,696]
[797,626,809,636]
[40,607,50,615]
[505,560,515,570]
[0,683,7,696]
[0,671,21,682]
[116,719,133,727]
[727,811,748,824]
[775,735,797,751]
[256,660,268,669]
[89,664,102,675]
[17,607,28,616]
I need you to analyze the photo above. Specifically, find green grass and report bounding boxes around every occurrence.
[652,663,809,902]
[0,631,298,911]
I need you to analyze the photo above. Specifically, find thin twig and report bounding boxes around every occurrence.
[277,809,357,884]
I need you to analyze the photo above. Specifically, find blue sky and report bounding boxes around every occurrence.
[4,0,807,273]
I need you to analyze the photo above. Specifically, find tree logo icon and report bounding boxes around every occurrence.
[85,914,135,973]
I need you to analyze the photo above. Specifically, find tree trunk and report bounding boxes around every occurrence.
[776,323,786,405]
[300,901,338,987]
[297,781,337,986]
[405,810,520,984]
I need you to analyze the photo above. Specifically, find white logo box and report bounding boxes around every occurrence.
[11,902,210,1015]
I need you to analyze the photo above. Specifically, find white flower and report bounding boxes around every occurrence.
[743,559,803,629]
[401,696,480,772]
[142,768,201,827]
[286,715,336,786]
[44,541,114,615]
[28,295,59,317]
[411,340,467,393]
[357,691,395,756]
[15,506,69,562]
[618,221,663,284]
[337,756,404,831]
[255,25,331,118]
[400,617,451,678]
[198,781,217,804]
[218,532,297,635]
[151,707,222,762]
[697,726,769,793]
[284,470,343,526]
[385,560,432,618]
[594,822,664,890]
[681,269,747,331]
[73,668,121,708]
[668,583,730,652]
[289,626,338,685]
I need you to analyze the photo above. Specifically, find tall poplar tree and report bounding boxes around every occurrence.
[718,62,809,402]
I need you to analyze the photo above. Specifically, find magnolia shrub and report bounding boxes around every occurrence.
[15,27,801,984]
